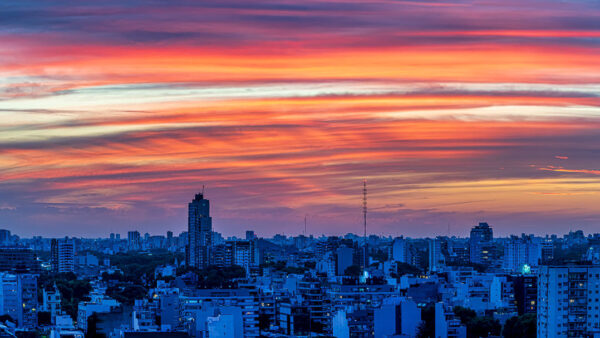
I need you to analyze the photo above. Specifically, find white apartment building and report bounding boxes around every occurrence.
[538,266,600,337]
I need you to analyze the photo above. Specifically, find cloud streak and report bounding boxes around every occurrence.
[1,0,600,237]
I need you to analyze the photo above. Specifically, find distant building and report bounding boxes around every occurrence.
[512,275,537,315]
[51,238,75,273]
[167,231,173,247]
[374,297,421,337]
[42,283,62,322]
[232,240,259,275]
[298,278,329,333]
[212,240,259,275]
[541,238,554,263]
[537,265,600,337]
[77,292,121,332]
[0,273,38,329]
[76,253,99,267]
[434,302,467,338]
[391,237,410,263]
[0,246,40,273]
[0,230,11,245]
[332,310,349,338]
[429,238,445,272]
[503,235,542,272]
[245,231,256,241]
[278,302,310,336]
[336,246,354,276]
[128,231,141,251]
[207,307,244,338]
[187,193,212,269]
[469,222,493,265]
[182,289,259,337]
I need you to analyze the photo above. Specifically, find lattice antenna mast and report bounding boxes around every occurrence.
[363,179,367,244]
[304,214,307,236]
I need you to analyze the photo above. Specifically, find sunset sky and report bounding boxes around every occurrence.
[1,0,600,238]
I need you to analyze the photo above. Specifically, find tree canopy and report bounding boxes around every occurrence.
[503,313,536,338]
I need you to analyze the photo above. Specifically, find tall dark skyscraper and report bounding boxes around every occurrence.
[469,222,493,265]
[188,192,212,269]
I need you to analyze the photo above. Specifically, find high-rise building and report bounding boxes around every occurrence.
[50,238,75,273]
[503,235,542,272]
[188,193,212,269]
[233,240,259,275]
[50,239,58,272]
[537,265,600,337]
[374,297,421,338]
[429,238,445,272]
[298,277,330,333]
[0,230,11,245]
[128,231,141,251]
[212,242,234,268]
[211,240,259,275]
[541,238,554,264]
[166,231,173,247]
[512,275,537,315]
[336,246,354,276]
[0,246,40,273]
[245,231,256,241]
[0,273,38,329]
[51,238,75,273]
[391,237,410,264]
[469,222,493,265]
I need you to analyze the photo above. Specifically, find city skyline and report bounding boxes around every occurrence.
[3,2,600,338]
[2,0,600,237]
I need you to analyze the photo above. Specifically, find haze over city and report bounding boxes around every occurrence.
[2,0,600,238]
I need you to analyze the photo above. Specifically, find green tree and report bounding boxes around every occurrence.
[258,313,271,334]
[503,313,536,338]
[453,306,500,338]
[38,273,92,319]
[371,249,388,263]
[344,265,362,277]
[453,306,476,324]
[416,303,435,338]
[196,265,246,288]
[468,316,501,338]
[106,285,147,305]
[393,262,421,277]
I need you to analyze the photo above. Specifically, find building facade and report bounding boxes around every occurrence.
[538,265,600,337]
[469,222,493,265]
[187,193,212,269]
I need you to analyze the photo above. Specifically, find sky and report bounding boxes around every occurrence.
[1,0,600,238]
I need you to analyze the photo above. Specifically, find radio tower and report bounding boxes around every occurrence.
[362,179,368,270]
[363,179,367,243]
[304,214,307,236]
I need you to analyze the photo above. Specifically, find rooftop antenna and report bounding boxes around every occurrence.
[202,185,205,195]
